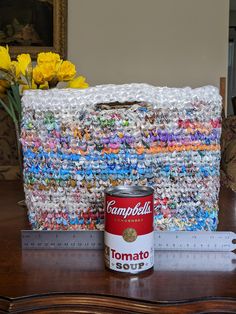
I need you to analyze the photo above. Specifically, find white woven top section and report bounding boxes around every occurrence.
[22,83,221,112]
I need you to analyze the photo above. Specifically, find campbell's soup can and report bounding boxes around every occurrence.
[104,185,154,274]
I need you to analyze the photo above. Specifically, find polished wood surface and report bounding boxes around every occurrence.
[0,181,236,313]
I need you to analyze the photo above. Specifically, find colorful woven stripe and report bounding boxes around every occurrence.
[21,84,222,231]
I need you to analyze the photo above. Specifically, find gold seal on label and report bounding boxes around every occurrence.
[122,228,137,242]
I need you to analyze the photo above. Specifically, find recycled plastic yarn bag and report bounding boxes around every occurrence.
[21,84,222,231]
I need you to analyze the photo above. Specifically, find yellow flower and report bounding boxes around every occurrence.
[57,61,76,82]
[21,80,49,92]
[17,54,31,75]
[57,61,76,81]
[40,64,56,81]
[10,61,20,78]
[39,82,49,89]
[68,76,89,89]
[33,66,45,85]
[0,46,11,70]
[33,63,58,84]
[37,52,61,65]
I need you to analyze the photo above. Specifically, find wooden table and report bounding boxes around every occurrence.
[0,181,236,313]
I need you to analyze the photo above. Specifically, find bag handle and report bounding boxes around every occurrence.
[95,101,151,110]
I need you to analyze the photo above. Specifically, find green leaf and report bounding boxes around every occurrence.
[7,90,19,115]
[0,72,9,81]
[8,97,18,124]
[13,87,22,121]
[0,97,17,123]
[0,67,14,82]
[11,84,21,109]
[25,64,33,88]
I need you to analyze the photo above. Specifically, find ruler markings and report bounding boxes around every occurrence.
[21,250,236,272]
[21,230,236,252]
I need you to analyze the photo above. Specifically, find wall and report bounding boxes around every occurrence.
[68,0,229,90]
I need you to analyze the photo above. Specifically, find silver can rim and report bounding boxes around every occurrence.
[105,185,154,198]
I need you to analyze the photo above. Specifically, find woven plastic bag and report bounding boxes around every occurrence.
[21,84,222,231]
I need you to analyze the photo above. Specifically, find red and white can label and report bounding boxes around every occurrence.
[104,193,154,273]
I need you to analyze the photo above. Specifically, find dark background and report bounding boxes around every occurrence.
[0,0,53,46]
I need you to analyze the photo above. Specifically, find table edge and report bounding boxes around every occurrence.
[1,293,236,313]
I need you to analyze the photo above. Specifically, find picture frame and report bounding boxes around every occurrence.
[0,0,67,59]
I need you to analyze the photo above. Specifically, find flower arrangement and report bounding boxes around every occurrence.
[0,45,89,173]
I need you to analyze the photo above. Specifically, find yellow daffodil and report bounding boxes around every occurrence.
[0,46,90,146]
[17,54,31,76]
[37,52,61,66]
[39,82,49,89]
[10,61,20,78]
[68,76,89,89]
[33,66,45,85]
[39,64,57,81]
[22,79,49,91]
[33,63,58,84]
[0,46,11,70]
[57,61,76,81]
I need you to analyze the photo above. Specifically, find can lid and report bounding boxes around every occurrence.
[105,185,154,197]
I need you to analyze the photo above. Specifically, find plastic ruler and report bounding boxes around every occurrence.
[21,230,236,252]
